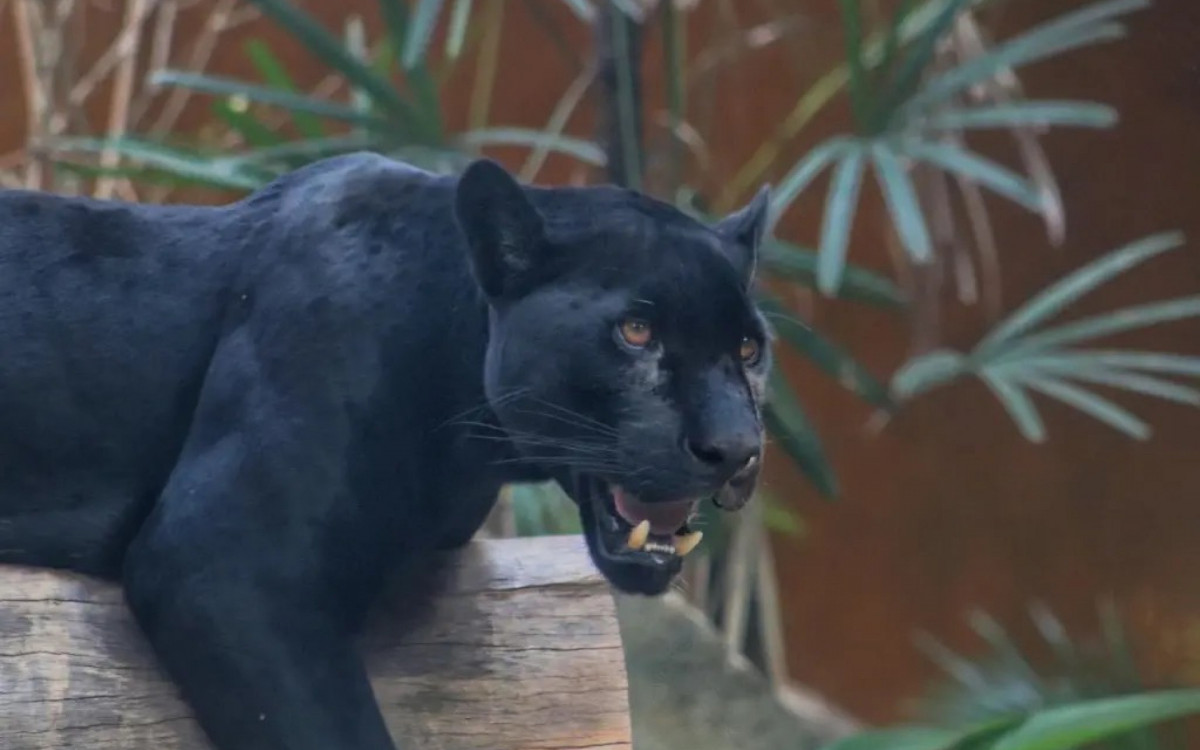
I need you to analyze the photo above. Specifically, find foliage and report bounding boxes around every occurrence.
[33,0,1199,716]
[51,0,893,502]
[892,232,1200,442]
[46,0,1194,497]
[908,601,1189,750]
[819,690,1200,750]
[772,0,1142,295]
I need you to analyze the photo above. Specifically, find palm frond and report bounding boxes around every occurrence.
[977,232,1185,353]
[904,0,1147,116]
[824,691,1200,750]
[904,140,1042,213]
[763,367,837,499]
[150,70,383,127]
[757,294,891,408]
[759,237,907,308]
[771,0,1137,299]
[872,142,933,262]
[908,601,1190,750]
[923,101,1118,131]
[817,144,867,294]
[891,232,1200,442]
[246,0,425,135]
[244,39,327,138]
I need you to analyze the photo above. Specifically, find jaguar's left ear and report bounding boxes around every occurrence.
[713,184,772,288]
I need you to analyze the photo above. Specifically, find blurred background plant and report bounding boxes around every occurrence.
[7,0,1200,745]
[909,600,1189,750]
[822,688,1200,750]
[1,0,262,197]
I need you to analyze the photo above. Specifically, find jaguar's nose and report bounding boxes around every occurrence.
[685,432,761,480]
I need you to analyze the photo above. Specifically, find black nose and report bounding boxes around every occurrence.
[686,433,761,477]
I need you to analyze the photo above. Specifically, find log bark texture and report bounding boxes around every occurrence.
[0,536,631,750]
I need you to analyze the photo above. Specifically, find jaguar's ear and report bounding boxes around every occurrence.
[713,184,772,287]
[455,158,548,299]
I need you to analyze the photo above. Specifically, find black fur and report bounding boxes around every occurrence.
[0,153,771,750]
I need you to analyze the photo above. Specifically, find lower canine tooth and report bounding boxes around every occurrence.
[674,531,703,557]
[627,520,650,550]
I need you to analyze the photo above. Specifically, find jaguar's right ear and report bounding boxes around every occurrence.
[455,158,549,299]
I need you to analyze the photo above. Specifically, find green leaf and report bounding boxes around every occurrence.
[758,293,891,408]
[50,159,231,191]
[52,137,267,191]
[818,145,867,295]
[246,0,426,136]
[240,134,381,165]
[508,482,581,537]
[878,0,916,89]
[906,0,1150,114]
[976,231,1186,354]
[151,70,382,126]
[1027,602,1081,675]
[1001,295,1200,355]
[376,0,446,140]
[770,137,854,219]
[906,140,1042,213]
[610,8,643,190]
[457,128,606,165]
[923,101,1118,131]
[967,610,1044,687]
[1010,0,1148,33]
[211,99,282,148]
[244,38,326,138]
[910,23,1127,116]
[990,689,1200,750]
[819,727,960,750]
[378,0,411,51]
[343,15,374,121]
[877,0,970,128]
[385,144,475,173]
[446,0,474,58]
[610,0,644,19]
[760,493,806,537]
[1016,373,1150,440]
[557,0,595,22]
[763,367,837,499]
[912,631,991,693]
[837,0,871,131]
[404,0,446,69]
[1013,351,1200,377]
[407,65,446,138]
[891,349,969,400]
[661,0,686,186]
[871,142,933,263]
[1097,599,1147,699]
[759,239,906,308]
[1023,364,1200,406]
[952,717,1028,750]
[980,372,1046,442]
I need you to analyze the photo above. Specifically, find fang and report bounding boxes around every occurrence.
[627,520,650,551]
[674,531,703,557]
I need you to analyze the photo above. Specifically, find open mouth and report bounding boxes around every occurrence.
[588,481,704,563]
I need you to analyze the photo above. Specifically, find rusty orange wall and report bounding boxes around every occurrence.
[762,0,1200,722]
[3,0,1199,725]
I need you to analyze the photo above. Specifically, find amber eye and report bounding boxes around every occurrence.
[618,318,653,348]
[739,336,761,365]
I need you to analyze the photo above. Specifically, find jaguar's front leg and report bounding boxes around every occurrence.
[123,468,398,750]
[120,320,404,750]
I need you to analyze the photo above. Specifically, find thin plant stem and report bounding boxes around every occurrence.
[96,0,150,200]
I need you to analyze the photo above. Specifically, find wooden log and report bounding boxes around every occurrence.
[0,536,631,750]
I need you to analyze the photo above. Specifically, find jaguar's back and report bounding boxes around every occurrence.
[0,190,237,575]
